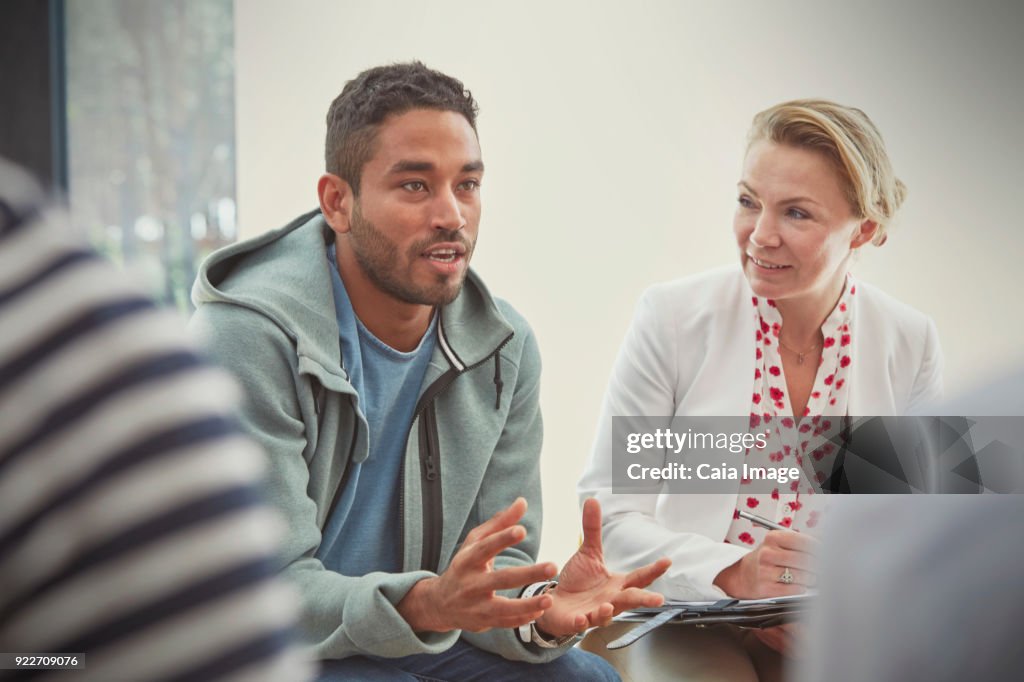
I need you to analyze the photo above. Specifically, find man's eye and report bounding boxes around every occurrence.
[402,181,426,192]
[458,180,480,192]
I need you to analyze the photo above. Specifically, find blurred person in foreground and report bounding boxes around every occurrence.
[189,62,668,681]
[0,157,313,680]
[801,367,1024,682]
[800,495,1024,682]
[578,99,943,680]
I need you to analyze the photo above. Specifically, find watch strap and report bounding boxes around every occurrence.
[515,580,584,649]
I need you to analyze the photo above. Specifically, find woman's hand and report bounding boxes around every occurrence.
[713,530,817,599]
[752,622,806,658]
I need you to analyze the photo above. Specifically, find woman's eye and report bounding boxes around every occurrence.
[402,181,426,192]
[738,195,756,209]
[786,207,810,220]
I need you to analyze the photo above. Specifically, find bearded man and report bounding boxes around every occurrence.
[190,62,668,680]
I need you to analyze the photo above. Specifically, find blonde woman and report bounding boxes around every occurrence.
[578,100,942,680]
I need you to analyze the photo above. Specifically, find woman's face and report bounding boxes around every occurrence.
[734,140,875,309]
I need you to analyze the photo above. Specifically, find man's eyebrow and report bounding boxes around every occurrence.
[386,160,485,174]
[388,160,434,174]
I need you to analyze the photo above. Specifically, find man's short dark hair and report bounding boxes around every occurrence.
[325,61,479,195]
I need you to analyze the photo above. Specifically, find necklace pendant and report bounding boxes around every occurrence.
[797,353,805,365]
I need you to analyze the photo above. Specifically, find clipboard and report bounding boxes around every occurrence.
[607,593,813,649]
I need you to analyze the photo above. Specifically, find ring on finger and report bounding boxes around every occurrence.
[777,566,794,584]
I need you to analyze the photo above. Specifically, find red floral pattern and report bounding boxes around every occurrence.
[725,276,856,547]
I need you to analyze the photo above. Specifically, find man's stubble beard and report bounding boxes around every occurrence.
[347,202,474,307]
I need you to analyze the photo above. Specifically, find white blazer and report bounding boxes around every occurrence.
[578,266,943,600]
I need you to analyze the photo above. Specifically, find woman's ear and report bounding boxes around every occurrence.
[850,219,879,249]
[317,174,354,235]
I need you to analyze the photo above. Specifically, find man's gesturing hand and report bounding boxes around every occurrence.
[534,498,672,637]
[397,497,558,633]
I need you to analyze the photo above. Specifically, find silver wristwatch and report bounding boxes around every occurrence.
[516,581,584,649]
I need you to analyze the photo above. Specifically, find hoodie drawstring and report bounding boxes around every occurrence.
[493,352,503,410]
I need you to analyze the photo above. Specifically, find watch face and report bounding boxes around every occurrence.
[516,580,577,648]
[531,624,582,649]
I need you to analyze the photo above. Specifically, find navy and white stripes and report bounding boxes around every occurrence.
[0,161,312,681]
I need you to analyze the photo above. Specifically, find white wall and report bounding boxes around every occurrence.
[235,0,1024,566]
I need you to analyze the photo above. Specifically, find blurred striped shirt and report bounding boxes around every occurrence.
[0,159,313,682]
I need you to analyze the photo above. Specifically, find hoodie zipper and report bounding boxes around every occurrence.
[418,401,443,571]
[410,326,514,573]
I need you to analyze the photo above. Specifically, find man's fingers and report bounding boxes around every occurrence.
[486,594,552,621]
[540,610,589,637]
[579,497,604,554]
[494,611,546,629]
[487,562,559,592]
[462,524,529,566]
[464,497,528,545]
[469,609,548,632]
[585,602,615,625]
[622,557,672,589]
[586,607,616,630]
[609,587,664,612]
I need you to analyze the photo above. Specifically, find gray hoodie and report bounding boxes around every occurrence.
[189,210,563,663]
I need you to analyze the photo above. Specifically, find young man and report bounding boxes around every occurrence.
[190,62,669,679]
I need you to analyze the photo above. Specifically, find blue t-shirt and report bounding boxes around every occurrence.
[316,248,437,576]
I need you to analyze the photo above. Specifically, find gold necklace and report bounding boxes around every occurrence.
[777,338,820,365]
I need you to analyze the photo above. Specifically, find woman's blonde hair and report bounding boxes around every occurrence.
[748,99,906,245]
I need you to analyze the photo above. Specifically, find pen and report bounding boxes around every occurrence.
[738,509,791,532]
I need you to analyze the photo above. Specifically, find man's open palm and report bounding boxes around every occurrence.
[536,498,671,636]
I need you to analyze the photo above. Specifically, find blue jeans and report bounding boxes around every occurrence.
[316,639,620,681]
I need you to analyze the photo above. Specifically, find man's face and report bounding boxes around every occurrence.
[347,109,482,307]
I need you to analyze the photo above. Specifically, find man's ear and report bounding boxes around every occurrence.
[318,174,354,235]
[850,219,878,249]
